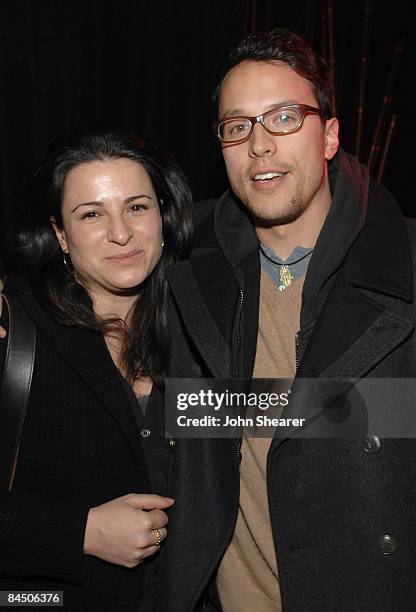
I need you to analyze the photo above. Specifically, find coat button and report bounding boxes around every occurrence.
[378,534,398,554]
[169,438,176,448]
[364,435,381,454]
[140,429,151,438]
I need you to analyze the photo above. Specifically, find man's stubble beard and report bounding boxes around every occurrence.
[244,185,305,228]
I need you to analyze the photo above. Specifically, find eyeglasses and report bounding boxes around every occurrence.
[213,104,327,144]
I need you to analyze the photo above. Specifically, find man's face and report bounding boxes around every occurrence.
[218,60,339,227]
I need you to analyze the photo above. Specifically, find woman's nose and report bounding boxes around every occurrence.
[107,215,133,244]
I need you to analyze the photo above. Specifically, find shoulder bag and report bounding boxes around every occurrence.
[0,293,36,491]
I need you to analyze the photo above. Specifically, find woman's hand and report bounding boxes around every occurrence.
[83,493,174,568]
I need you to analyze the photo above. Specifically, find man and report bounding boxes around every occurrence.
[159,28,416,611]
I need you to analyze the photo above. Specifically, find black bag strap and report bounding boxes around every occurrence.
[0,293,36,491]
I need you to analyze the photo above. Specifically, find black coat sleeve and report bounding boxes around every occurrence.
[0,490,91,582]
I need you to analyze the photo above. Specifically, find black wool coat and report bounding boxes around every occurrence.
[159,150,416,612]
[0,279,172,611]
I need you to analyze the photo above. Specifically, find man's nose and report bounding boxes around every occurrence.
[248,122,277,157]
[107,215,133,244]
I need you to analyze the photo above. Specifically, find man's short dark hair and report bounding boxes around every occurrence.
[214,28,333,118]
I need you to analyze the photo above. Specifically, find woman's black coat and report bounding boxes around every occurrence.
[0,278,172,611]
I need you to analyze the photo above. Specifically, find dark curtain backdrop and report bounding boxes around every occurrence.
[0,0,413,256]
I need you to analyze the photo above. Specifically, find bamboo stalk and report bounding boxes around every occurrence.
[326,0,337,115]
[367,38,404,174]
[376,114,399,183]
[354,0,373,159]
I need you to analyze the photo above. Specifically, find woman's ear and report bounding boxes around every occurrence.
[50,217,68,253]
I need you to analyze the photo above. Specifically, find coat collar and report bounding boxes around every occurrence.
[344,179,413,302]
[166,258,234,377]
[213,190,259,268]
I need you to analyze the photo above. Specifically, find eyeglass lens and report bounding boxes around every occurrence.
[219,107,303,142]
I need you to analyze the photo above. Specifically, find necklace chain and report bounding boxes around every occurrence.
[259,244,313,288]
[259,244,313,267]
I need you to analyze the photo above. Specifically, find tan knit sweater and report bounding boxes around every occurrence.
[217,271,305,611]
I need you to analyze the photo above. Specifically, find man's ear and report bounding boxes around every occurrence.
[324,117,339,161]
[50,217,68,253]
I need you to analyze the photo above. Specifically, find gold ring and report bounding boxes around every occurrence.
[152,528,162,546]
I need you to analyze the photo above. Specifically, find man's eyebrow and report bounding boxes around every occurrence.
[70,194,152,213]
[221,100,299,119]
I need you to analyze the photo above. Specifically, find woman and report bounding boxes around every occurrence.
[0,129,193,610]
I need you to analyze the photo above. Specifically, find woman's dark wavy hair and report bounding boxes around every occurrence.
[10,129,194,383]
[213,28,333,118]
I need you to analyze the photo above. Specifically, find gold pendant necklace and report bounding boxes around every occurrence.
[260,244,314,289]
[279,265,293,287]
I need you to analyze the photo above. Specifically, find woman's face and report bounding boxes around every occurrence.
[53,158,163,300]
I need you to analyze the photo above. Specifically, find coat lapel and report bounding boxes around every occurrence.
[270,288,414,447]
[307,300,413,378]
[297,283,413,379]
[166,255,238,378]
[14,289,145,469]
